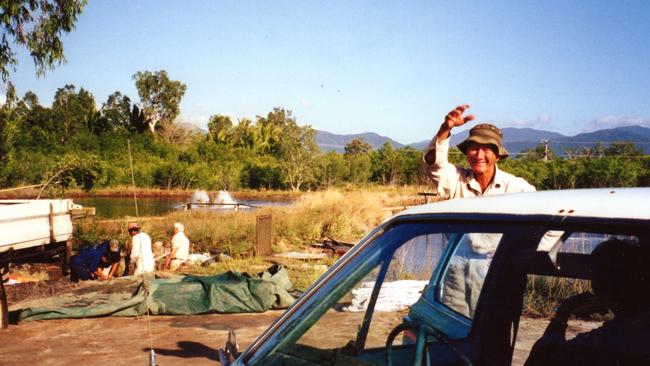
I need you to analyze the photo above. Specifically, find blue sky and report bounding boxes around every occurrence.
[9,1,650,144]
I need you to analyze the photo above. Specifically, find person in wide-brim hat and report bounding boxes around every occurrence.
[423,104,534,196]
[456,123,509,159]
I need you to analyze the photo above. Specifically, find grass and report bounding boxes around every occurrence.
[76,187,424,254]
[522,275,592,317]
[73,187,424,290]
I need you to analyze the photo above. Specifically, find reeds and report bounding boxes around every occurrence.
[74,187,421,288]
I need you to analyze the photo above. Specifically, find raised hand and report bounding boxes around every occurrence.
[437,104,475,140]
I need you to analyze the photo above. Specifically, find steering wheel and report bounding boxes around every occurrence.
[385,320,473,366]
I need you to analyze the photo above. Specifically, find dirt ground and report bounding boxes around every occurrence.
[1,264,601,366]
[0,310,282,366]
[1,263,283,366]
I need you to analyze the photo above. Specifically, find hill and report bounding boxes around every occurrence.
[317,126,650,155]
[315,130,404,152]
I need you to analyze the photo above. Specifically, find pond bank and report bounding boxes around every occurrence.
[0,186,304,201]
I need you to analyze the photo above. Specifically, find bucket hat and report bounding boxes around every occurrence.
[456,123,509,159]
[109,239,120,252]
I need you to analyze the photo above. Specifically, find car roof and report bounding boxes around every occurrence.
[399,188,650,220]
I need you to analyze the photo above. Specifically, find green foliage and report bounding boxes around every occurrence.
[314,152,347,188]
[51,84,96,144]
[344,138,372,156]
[274,113,318,191]
[0,0,87,81]
[132,70,187,133]
[369,142,423,185]
[0,84,18,165]
[42,153,107,193]
[240,157,282,190]
[99,91,132,133]
[1,78,649,192]
[604,141,644,157]
[345,153,372,184]
[207,114,233,143]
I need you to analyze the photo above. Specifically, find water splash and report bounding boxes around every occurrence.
[191,190,210,204]
[214,190,236,205]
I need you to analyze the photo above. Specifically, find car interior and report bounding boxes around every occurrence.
[255,220,649,366]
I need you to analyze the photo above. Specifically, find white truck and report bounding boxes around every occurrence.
[0,199,82,328]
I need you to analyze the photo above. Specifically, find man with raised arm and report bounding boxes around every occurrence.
[423,105,537,317]
[423,104,534,198]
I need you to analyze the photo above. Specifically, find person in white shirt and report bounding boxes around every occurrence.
[164,222,190,270]
[423,104,535,198]
[423,104,537,317]
[127,222,154,275]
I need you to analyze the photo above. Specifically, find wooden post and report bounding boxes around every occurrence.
[49,203,55,244]
[417,192,438,204]
[255,214,272,257]
[62,239,73,276]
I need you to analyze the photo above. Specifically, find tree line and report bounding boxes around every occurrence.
[1,71,649,193]
[0,71,428,192]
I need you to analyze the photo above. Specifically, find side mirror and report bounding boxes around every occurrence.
[217,329,240,365]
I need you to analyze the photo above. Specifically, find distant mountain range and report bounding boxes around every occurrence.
[315,130,406,151]
[315,125,650,155]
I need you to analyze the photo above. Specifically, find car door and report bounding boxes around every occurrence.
[241,218,529,366]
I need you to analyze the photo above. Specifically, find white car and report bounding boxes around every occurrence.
[220,188,650,366]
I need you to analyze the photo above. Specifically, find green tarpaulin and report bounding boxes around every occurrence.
[12,265,295,322]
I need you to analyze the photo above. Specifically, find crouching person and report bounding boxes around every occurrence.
[164,222,190,270]
[70,239,121,282]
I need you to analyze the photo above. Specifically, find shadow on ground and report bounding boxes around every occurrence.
[150,341,220,362]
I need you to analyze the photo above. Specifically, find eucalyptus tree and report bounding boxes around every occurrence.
[276,118,318,191]
[100,91,133,133]
[0,0,87,82]
[133,70,187,134]
[343,137,373,184]
[314,151,347,188]
[0,83,19,166]
[51,84,95,144]
[371,142,400,185]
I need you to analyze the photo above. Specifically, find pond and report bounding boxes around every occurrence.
[74,196,290,219]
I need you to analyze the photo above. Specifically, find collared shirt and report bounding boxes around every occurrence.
[424,136,541,254]
[423,136,535,199]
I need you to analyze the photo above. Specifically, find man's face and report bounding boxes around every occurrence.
[128,229,137,237]
[466,143,499,176]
